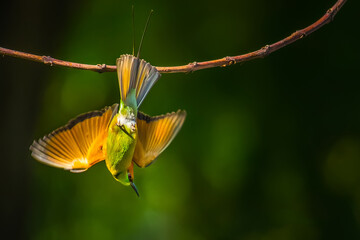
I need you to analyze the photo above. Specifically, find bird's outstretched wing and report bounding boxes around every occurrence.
[133,110,186,168]
[30,104,119,172]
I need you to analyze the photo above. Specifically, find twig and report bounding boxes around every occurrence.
[0,0,347,74]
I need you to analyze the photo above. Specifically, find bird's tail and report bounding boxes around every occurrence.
[116,54,160,108]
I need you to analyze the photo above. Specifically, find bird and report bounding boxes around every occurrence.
[29,53,186,196]
[29,9,186,196]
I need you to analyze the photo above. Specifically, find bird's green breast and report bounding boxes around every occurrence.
[105,115,137,180]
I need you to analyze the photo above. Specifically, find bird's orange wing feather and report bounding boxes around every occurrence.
[30,104,119,172]
[133,110,186,168]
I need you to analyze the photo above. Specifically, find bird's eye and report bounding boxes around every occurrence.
[128,172,133,181]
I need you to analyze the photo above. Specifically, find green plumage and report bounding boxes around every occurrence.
[105,96,138,186]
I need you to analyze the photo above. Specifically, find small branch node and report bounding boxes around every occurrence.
[187,61,198,73]
[97,64,107,69]
[327,8,336,21]
[298,30,307,38]
[224,56,236,66]
[260,45,271,57]
[42,56,54,66]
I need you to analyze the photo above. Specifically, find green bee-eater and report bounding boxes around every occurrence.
[30,54,186,196]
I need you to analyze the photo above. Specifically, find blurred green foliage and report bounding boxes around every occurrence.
[1,0,360,239]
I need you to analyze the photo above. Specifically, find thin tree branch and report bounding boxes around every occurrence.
[0,0,347,74]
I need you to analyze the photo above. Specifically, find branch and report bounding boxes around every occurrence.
[0,0,347,74]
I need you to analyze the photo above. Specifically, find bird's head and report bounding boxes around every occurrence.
[112,163,139,196]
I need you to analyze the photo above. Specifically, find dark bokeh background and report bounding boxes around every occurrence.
[1,0,359,239]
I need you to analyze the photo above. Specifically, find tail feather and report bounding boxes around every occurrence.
[117,54,160,107]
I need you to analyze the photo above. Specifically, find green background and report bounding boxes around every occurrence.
[1,0,359,239]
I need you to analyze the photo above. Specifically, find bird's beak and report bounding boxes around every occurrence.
[130,181,140,197]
